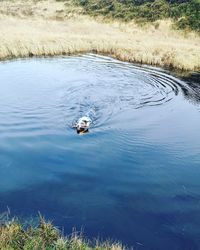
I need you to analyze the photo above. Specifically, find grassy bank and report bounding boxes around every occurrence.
[0,0,200,72]
[0,216,125,250]
[73,0,200,33]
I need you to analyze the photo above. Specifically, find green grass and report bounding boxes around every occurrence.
[72,0,200,32]
[0,215,125,250]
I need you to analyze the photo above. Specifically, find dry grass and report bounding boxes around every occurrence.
[0,216,126,250]
[0,0,200,71]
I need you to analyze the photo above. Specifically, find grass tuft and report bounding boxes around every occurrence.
[0,215,127,250]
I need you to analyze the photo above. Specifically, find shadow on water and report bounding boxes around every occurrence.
[180,73,200,105]
[0,54,200,250]
[0,168,200,250]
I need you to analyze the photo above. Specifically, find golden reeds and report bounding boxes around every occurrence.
[0,0,199,71]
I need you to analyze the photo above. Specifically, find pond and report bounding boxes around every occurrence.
[0,55,200,250]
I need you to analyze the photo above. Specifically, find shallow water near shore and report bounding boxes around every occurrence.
[0,55,200,250]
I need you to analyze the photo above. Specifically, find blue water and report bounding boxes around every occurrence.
[0,55,200,250]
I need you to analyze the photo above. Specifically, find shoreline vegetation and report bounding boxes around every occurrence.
[74,0,200,33]
[0,0,199,72]
[0,215,126,250]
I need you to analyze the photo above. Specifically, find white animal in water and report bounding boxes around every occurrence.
[73,108,95,134]
[74,116,92,134]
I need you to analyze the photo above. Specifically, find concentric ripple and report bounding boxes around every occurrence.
[0,54,198,138]
[61,56,181,124]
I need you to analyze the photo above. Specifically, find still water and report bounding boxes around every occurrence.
[0,55,200,250]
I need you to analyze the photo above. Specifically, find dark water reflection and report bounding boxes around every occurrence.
[181,73,200,106]
[0,55,200,250]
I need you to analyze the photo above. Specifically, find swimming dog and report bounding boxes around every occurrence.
[74,116,91,134]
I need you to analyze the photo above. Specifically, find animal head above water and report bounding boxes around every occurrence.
[75,116,91,134]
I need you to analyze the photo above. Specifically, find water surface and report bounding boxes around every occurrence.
[0,55,200,250]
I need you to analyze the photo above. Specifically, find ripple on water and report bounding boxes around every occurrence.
[0,54,199,147]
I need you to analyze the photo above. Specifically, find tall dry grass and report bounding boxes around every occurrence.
[0,0,200,71]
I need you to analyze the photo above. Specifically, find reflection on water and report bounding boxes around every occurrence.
[0,55,200,250]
